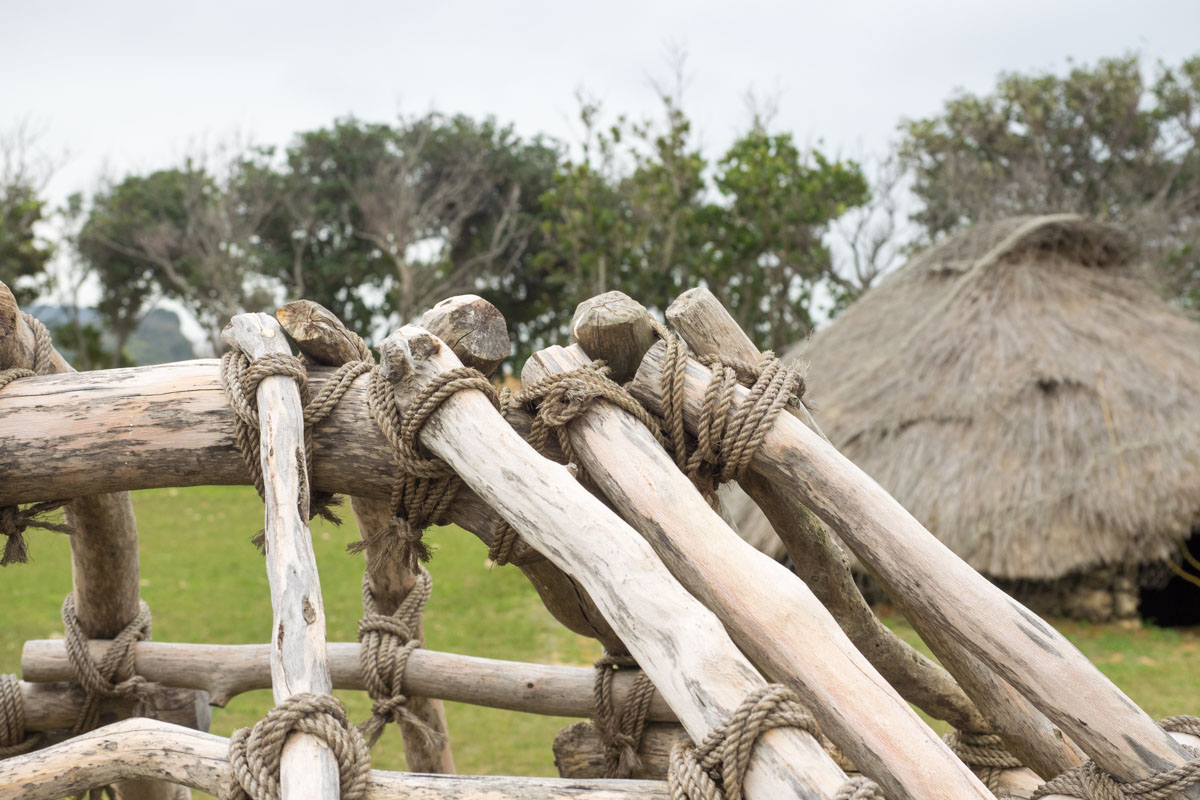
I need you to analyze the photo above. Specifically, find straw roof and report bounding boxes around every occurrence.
[732,214,1200,581]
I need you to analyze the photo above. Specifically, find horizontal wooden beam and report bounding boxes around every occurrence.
[0,718,669,800]
[22,640,674,722]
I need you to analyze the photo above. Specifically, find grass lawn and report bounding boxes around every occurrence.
[3,485,1197,792]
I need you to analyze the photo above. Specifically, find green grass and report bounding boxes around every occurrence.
[4,486,1197,790]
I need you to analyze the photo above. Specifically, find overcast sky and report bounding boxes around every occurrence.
[6,0,1200,207]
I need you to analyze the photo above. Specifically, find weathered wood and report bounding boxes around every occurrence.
[524,345,991,800]
[277,300,456,774]
[554,721,687,780]
[23,640,676,722]
[569,292,658,383]
[0,718,671,800]
[420,294,511,375]
[20,680,212,734]
[375,325,850,799]
[628,338,1200,792]
[1,281,200,800]
[664,287,1082,778]
[221,313,339,800]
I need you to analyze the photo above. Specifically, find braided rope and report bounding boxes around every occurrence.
[944,730,1023,792]
[61,594,155,733]
[0,673,40,758]
[652,322,804,502]
[1031,716,1200,800]
[364,366,498,572]
[487,361,666,566]
[667,684,881,800]
[0,312,70,565]
[356,565,442,749]
[225,693,370,800]
[592,650,657,778]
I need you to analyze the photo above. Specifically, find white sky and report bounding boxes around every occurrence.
[6,0,1199,207]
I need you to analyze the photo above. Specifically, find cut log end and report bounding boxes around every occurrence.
[570,292,658,383]
[420,295,510,377]
[277,301,367,366]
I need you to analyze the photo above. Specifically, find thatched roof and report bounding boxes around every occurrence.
[731,214,1200,581]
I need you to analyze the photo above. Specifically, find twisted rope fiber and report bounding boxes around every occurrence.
[225,693,370,800]
[0,673,41,758]
[944,730,1024,792]
[666,684,882,800]
[357,564,442,749]
[593,650,657,778]
[364,364,499,572]
[61,594,155,733]
[1031,716,1200,800]
[0,312,71,565]
[651,321,804,501]
[486,361,667,565]
[221,349,370,546]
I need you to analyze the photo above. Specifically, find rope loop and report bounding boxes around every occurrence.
[356,565,442,750]
[61,594,155,732]
[592,650,657,779]
[0,313,71,566]
[363,366,498,572]
[944,729,1023,792]
[1031,715,1200,800]
[225,693,370,800]
[0,673,41,758]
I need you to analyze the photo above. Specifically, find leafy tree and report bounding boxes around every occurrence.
[0,125,56,305]
[898,53,1200,308]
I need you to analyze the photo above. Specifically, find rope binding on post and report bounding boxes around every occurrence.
[943,729,1024,792]
[0,312,71,566]
[0,673,41,758]
[225,692,370,800]
[356,564,442,749]
[364,364,499,572]
[487,360,666,566]
[61,594,156,733]
[666,683,882,800]
[592,649,657,779]
[1030,715,1200,800]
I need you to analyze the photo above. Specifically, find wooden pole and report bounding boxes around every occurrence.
[19,680,212,734]
[524,344,992,800]
[626,336,1200,792]
[22,640,676,723]
[221,313,339,800]
[554,722,687,780]
[375,324,851,799]
[663,287,1083,778]
[1,281,201,800]
[0,718,671,800]
[278,299,456,774]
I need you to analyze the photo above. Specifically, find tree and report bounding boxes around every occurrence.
[0,123,57,306]
[898,53,1200,309]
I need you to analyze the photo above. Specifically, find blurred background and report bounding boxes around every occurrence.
[3,0,1199,786]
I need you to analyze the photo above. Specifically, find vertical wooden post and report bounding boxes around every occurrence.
[222,313,340,800]
[1,282,200,800]
[277,299,456,774]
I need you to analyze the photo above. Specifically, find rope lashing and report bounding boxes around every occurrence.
[666,684,882,800]
[487,361,666,566]
[592,650,657,779]
[0,673,41,758]
[356,565,442,750]
[61,594,155,733]
[225,693,370,800]
[221,349,371,547]
[0,312,70,566]
[943,730,1023,792]
[1031,715,1200,800]
[364,365,499,572]
[652,321,804,502]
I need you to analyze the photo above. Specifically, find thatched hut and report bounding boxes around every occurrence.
[730,214,1200,621]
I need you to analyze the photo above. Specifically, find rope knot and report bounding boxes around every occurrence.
[592,649,656,779]
[0,673,41,757]
[0,500,71,566]
[61,594,157,732]
[225,693,370,800]
[356,566,442,750]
